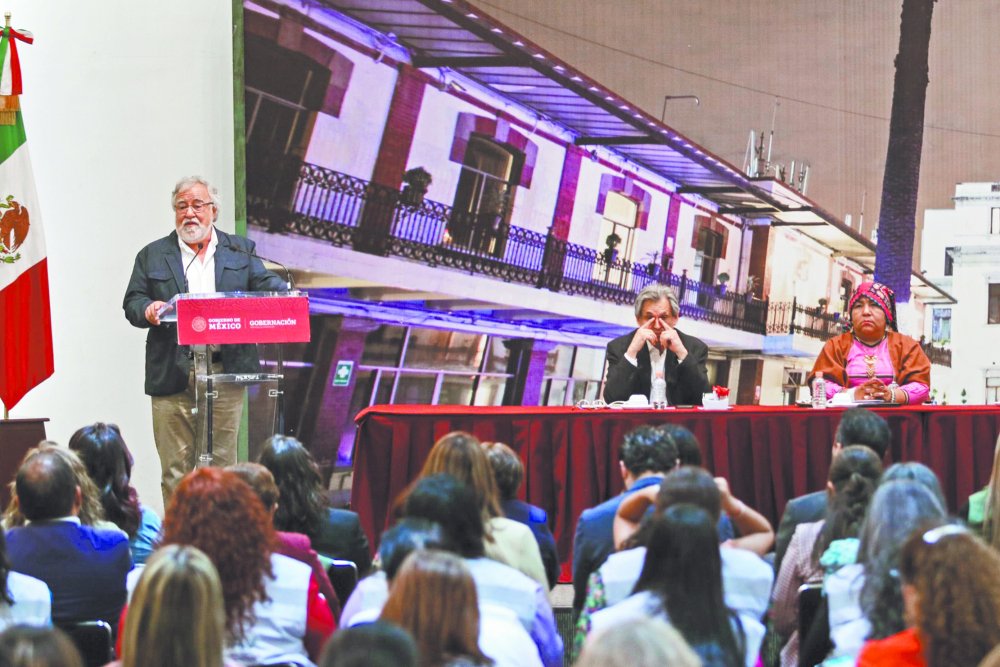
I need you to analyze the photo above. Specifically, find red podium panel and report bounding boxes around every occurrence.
[177,295,310,345]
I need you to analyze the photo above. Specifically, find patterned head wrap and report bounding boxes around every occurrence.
[847,282,897,332]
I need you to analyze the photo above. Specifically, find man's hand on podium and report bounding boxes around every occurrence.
[145,301,167,325]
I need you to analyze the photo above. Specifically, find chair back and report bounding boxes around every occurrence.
[57,620,113,667]
[326,559,359,603]
[797,583,824,642]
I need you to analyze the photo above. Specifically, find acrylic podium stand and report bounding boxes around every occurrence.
[158,291,310,465]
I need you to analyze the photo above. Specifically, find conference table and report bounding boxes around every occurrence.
[350,404,1000,577]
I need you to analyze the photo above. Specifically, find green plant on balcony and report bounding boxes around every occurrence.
[716,272,730,295]
[400,167,433,208]
[603,232,621,265]
[644,250,663,277]
[818,297,828,311]
[745,275,759,302]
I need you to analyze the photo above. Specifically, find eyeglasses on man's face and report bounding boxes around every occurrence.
[174,200,215,213]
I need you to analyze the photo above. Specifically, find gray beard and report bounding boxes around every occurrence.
[178,223,211,244]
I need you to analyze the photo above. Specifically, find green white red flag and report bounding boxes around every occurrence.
[0,25,52,410]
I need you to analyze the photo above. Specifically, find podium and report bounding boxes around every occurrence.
[158,291,310,465]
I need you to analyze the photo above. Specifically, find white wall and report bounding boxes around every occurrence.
[6,0,238,515]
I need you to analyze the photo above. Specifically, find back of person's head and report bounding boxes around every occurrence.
[379,518,452,582]
[161,467,274,638]
[4,446,106,529]
[575,616,701,667]
[318,622,418,667]
[618,425,680,477]
[982,433,1000,550]
[659,424,702,467]
[835,407,891,459]
[228,462,280,512]
[380,550,489,667]
[421,432,502,519]
[14,451,77,523]
[880,462,946,509]
[624,465,722,551]
[482,441,524,503]
[813,445,883,563]
[67,422,141,538]
[0,626,83,667]
[900,524,1000,667]
[858,480,947,640]
[402,474,485,559]
[121,545,226,667]
[258,435,327,539]
[634,504,743,667]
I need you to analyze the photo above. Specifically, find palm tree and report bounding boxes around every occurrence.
[874,0,937,304]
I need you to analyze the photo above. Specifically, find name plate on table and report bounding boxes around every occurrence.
[177,295,310,345]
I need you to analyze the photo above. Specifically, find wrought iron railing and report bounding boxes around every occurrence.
[767,298,844,341]
[923,343,951,367]
[248,161,770,335]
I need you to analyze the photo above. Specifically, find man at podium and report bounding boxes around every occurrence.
[123,176,286,505]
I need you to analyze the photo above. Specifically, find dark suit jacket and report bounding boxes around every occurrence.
[6,521,132,628]
[312,508,372,578]
[122,228,287,397]
[503,498,560,590]
[603,328,713,405]
[774,490,827,574]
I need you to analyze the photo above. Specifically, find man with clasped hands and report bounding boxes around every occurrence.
[123,176,285,506]
[603,284,712,406]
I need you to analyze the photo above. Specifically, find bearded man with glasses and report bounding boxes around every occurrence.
[122,176,286,506]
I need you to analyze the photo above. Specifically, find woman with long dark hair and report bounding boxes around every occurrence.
[68,423,161,564]
[259,435,371,576]
[590,504,746,667]
[771,445,882,667]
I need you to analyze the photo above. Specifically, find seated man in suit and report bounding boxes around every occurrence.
[571,425,678,612]
[484,441,560,590]
[603,283,712,405]
[773,407,891,572]
[6,450,132,629]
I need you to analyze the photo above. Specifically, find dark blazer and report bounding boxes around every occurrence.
[774,490,827,574]
[603,328,713,405]
[6,521,132,628]
[312,508,372,578]
[503,498,560,590]
[122,228,287,397]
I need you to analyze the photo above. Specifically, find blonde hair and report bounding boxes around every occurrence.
[3,444,107,528]
[577,617,702,667]
[120,545,226,667]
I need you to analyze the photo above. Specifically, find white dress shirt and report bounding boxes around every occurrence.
[178,227,218,294]
[624,342,668,401]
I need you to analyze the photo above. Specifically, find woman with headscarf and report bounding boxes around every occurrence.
[811,282,931,404]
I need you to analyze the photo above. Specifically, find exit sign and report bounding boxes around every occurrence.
[332,360,354,387]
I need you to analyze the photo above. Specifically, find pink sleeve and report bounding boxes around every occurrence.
[825,379,844,399]
[900,382,929,405]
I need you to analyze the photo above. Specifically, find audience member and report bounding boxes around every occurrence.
[880,462,946,509]
[483,441,560,589]
[318,622,418,667]
[963,432,1000,545]
[5,451,131,629]
[113,544,240,667]
[571,425,679,611]
[857,524,1000,667]
[403,433,546,588]
[774,407,891,572]
[0,529,50,631]
[229,462,339,618]
[805,480,946,666]
[0,626,82,667]
[155,467,334,666]
[259,436,371,576]
[575,617,701,667]
[771,445,882,667]
[663,423,704,467]
[3,445,118,533]
[67,423,162,565]
[380,551,492,667]
[576,467,771,661]
[343,475,562,667]
[590,504,748,667]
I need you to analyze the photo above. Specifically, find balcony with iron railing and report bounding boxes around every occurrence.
[247,160,773,335]
[923,343,951,367]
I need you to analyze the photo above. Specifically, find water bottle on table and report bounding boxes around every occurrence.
[651,371,667,409]
[811,372,827,409]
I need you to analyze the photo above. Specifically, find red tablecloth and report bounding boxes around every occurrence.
[350,405,1000,573]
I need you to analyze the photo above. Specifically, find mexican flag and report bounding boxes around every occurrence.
[0,26,52,410]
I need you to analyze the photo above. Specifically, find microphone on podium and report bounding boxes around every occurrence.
[183,242,204,293]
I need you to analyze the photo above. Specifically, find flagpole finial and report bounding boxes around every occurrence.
[3,13,10,28]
